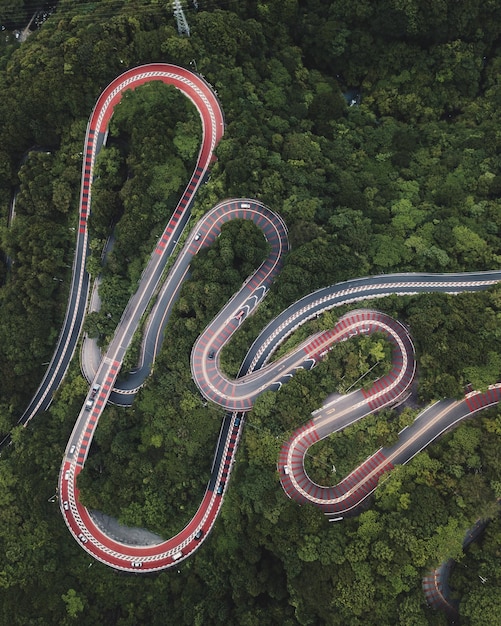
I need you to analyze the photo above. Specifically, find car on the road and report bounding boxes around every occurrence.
[172,550,183,561]
[235,309,245,320]
[284,465,290,475]
[216,482,225,495]
[85,399,94,411]
[63,501,70,510]
[78,533,88,544]
[64,470,71,480]
[208,350,215,359]
[194,529,204,540]
[131,561,142,568]
[194,232,202,241]
[240,202,251,208]
[91,384,100,398]
[69,445,76,455]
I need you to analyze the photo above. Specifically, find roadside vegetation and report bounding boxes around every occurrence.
[0,1,501,624]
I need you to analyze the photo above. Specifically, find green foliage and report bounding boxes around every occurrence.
[402,288,501,401]
[450,514,501,625]
[78,217,269,537]
[0,148,77,416]
[1,1,501,624]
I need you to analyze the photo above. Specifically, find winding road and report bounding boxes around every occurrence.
[6,63,501,577]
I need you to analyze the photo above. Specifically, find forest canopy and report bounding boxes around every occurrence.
[0,1,500,625]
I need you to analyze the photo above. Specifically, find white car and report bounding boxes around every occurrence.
[131,561,143,568]
[78,533,88,544]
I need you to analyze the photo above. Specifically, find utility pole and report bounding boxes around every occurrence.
[173,0,190,37]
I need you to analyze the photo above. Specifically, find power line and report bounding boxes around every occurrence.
[1,2,163,23]
[0,0,237,22]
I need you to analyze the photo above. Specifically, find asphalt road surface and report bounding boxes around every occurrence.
[6,63,501,574]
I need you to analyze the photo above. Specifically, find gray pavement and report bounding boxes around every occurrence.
[89,510,164,546]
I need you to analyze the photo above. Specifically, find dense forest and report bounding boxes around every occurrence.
[0,0,501,624]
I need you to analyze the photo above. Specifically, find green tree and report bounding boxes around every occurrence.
[61,588,85,619]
